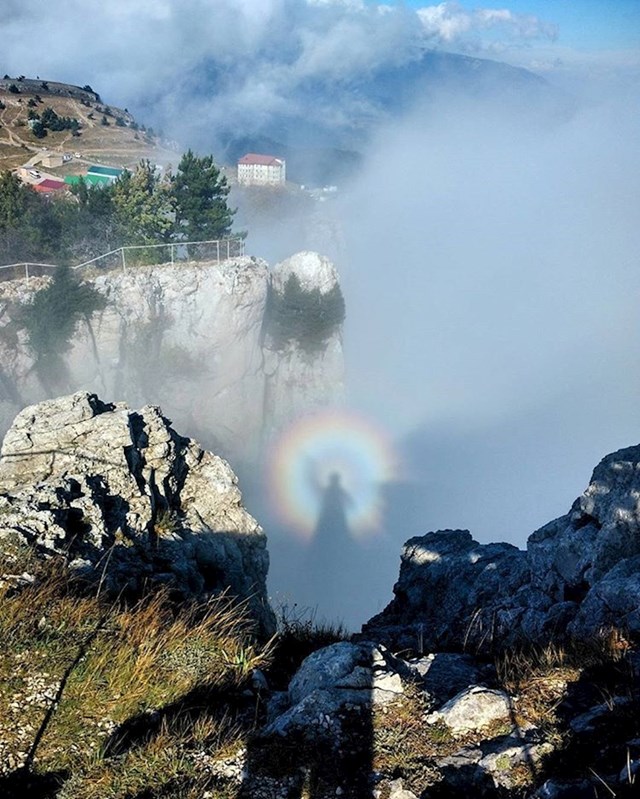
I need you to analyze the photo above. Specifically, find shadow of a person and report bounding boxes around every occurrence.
[310,471,352,553]
[306,470,364,625]
[238,473,376,798]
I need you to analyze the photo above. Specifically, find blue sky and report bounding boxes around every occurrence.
[398,0,640,49]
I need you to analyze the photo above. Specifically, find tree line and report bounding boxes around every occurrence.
[0,150,236,264]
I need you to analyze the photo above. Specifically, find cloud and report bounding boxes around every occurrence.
[417,2,557,45]
[0,0,558,142]
[331,86,640,549]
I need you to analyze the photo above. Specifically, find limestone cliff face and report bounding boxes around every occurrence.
[0,252,344,466]
[263,251,345,437]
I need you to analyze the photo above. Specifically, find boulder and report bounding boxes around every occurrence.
[426,686,513,738]
[365,443,640,650]
[270,250,340,296]
[0,391,275,635]
[406,652,495,706]
[265,641,406,740]
[363,529,531,651]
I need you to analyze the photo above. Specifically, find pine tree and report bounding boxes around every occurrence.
[170,150,235,242]
[112,161,174,245]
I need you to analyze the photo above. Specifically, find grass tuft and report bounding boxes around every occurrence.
[0,541,269,797]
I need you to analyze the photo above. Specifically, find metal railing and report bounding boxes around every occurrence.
[0,237,246,284]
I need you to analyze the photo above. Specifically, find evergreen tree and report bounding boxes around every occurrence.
[112,160,174,245]
[0,171,29,230]
[267,273,346,352]
[0,171,34,260]
[170,150,234,241]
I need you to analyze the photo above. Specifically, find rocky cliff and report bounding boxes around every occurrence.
[0,251,344,467]
[0,400,639,798]
[0,391,275,634]
[363,443,640,654]
[234,442,640,798]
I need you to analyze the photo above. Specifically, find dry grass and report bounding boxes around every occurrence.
[0,540,269,798]
[495,633,634,730]
[372,683,453,793]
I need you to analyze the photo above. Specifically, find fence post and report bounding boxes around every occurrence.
[25,263,29,285]
[216,240,220,263]
[227,239,230,260]
[121,248,126,273]
[170,243,174,264]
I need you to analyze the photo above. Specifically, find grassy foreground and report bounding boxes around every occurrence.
[0,539,269,798]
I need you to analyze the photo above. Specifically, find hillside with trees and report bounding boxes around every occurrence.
[0,76,175,172]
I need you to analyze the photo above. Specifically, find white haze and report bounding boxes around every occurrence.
[337,88,640,552]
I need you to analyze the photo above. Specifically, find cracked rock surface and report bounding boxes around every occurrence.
[0,391,275,634]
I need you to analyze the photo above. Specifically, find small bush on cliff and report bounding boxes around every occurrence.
[20,264,106,390]
[267,273,345,353]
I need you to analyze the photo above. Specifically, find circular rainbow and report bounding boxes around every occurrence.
[265,408,399,541]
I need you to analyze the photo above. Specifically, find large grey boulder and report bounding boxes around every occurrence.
[407,653,495,706]
[426,686,513,738]
[0,391,275,635]
[265,641,406,739]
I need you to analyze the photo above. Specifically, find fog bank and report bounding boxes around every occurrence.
[337,89,640,550]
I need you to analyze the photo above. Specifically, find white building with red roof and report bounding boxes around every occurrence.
[237,153,286,186]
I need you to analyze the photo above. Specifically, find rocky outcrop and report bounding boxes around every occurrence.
[0,252,344,466]
[0,391,275,634]
[364,444,640,652]
[238,642,568,798]
[201,439,640,798]
[363,530,532,652]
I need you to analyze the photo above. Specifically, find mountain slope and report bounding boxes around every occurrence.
[0,76,178,172]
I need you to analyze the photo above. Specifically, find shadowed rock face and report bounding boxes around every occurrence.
[362,530,534,652]
[364,444,640,652]
[0,391,275,635]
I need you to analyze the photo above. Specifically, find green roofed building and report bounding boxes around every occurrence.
[84,173,114,186]
[87,165,123,178]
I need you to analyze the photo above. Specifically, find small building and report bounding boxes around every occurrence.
[237,153,285,186]
[33,178,65,193]
[41,153,64,169]
[17,166,40,182]
[84,173,114,186]
[64,173,115,187]
[87,165,123,180]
